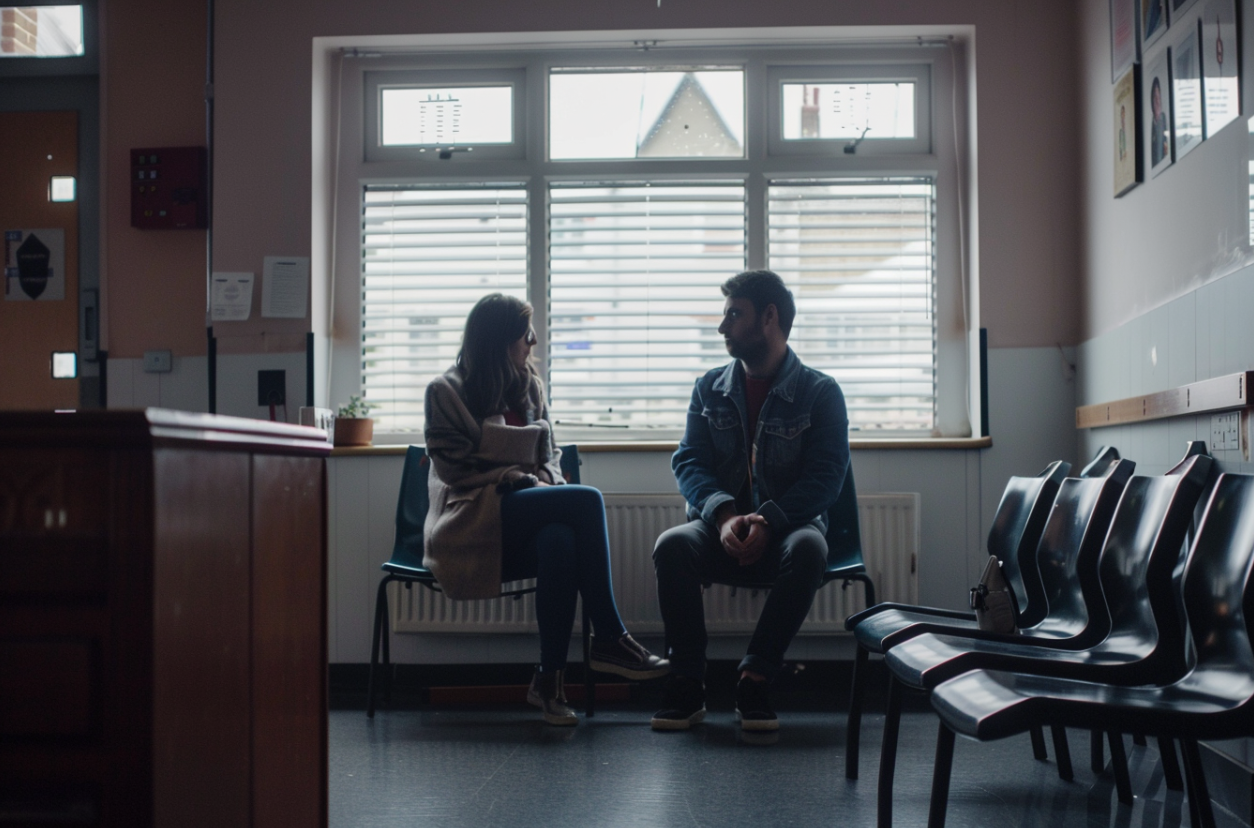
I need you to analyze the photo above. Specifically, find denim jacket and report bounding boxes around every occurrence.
[671,347,850,534]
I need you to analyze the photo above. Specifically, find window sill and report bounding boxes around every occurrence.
[328,435,992,457]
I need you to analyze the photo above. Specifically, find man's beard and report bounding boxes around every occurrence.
[725,331,769,364]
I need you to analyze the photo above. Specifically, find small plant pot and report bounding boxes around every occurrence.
[333,417,374,447]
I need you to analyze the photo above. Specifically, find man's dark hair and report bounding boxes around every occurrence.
[721,269,796,337]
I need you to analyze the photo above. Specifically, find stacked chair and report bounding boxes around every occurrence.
[879,448,1213,826]
[843,458,1071,779]
[925,469,1254,828]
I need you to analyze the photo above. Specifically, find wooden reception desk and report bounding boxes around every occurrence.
[0,410,331,827]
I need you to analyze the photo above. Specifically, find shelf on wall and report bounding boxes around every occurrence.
[1076,371,1253,428]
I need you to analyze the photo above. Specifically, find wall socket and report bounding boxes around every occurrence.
[1211,412,1241,452]
[142,350,172,373]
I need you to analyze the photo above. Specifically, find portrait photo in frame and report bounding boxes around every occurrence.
[1172,0,1202,18]
[1170,20,1204,158]
[1144,49,1174,176]
[1112,0,1140,82]
[1114,68,1141,196]
[1200,0,1239,136]
[1143,0,1170,48]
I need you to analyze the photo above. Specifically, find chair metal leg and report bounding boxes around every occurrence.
[382,586,394,705]
[846,645,869,779]
[1180,739,1217,828]
[1050,726,1073,781]
[1030,725,1048,761]
[1091,729,1105,774]
[928,723,957,828]
[366,577,391,719]
[1158,736,1184,792]
[582,603,594,718]
[1132,732,1147,747]
[877,676,904,828]
[1108,731,1134,805]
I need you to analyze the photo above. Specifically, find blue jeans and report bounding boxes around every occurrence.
[500,484,627,672]
[653,519,827,682]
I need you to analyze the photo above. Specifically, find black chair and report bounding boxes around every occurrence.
[877,457,1200,827]
[366,444,593,718]
[842,459,1070,779]
[885,451,1211,822]
[925,471,1254,828]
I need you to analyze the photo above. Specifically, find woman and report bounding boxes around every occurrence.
[423,293,669,725]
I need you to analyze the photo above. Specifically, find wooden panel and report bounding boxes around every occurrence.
[0,449,110,596]
[0,638,96,736]
[0,111,79,410]
[152,448,252,828]
[1076,371,1253,428]
[251,455,327,828]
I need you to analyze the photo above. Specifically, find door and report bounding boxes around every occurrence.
[0,111,79,410]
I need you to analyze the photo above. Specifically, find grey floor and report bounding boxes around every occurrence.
[330,701,1246,827]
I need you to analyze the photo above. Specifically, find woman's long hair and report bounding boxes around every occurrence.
[457,293,538,418]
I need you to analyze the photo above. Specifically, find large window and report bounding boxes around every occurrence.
[334,41,968,440]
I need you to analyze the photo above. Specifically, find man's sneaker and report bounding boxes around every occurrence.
[589,633,671,680]
[734,675,779,732]
[527,668,577,727]
[651,675,707,731]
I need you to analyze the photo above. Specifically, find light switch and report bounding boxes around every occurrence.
[142,350,172,373]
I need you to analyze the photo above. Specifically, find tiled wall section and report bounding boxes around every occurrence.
[1078,262,1254,768]
[1077,260,1254,474]
[327,344,1080,666]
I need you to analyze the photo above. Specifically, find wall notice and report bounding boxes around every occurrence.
[4,229,65,301]
[261,256,309,319]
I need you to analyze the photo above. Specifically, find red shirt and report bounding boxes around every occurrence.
[744,374,772,444]
[503,409,527,427]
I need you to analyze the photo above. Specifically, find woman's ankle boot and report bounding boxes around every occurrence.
[527,668,577,726]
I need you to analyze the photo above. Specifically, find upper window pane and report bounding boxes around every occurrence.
[550,69,744,160]
[781,82,915,140]
[0,6,83,58]
[380,86,513,146]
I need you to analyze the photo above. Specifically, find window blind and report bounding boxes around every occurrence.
[767,178,936,433]
[360,184,528,432]
[548,181,746,431]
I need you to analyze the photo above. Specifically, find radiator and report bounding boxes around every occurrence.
[393,492,920,635]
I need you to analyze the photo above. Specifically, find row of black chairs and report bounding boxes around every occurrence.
[845,442,1254,828]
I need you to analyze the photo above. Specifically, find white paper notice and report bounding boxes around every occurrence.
[261,256,309,319]
[210,271,254,321]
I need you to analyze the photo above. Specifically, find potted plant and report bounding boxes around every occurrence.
[334,395,376,447]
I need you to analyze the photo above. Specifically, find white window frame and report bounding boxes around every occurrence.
[326,35,973,443]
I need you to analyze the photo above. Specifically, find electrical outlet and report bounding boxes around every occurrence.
[1211,412,1240,451]
[142,350,172,373]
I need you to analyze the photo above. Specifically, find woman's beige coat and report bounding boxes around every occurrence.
[422,365,564,599]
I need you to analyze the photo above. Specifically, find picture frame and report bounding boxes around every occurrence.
[1200,0,1240,137]
[1172,0,1202,17]
[1112,0,1140,82]
[1114,67,1141,196]
[1143,0,1170,48]
[1170,21,1204,158]
[1144,49,1174,176]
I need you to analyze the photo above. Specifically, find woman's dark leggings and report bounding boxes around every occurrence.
[500,484,627,672]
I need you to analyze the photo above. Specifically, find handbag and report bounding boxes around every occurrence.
[969,555,1018,634]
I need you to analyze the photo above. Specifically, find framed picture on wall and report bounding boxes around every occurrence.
[1114,68,1141,196]
[1171,21,1204,158]
[1172,0,1202,17]
[1143,0,1170,47]
[1200,0,1239,136]
[1144,50,1174,176]
[1112,0,1140,82]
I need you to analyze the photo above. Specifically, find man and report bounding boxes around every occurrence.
[652,269,850,733]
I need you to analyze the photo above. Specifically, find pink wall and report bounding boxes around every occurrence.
[103,0,1081,355]
[101,0,207,358]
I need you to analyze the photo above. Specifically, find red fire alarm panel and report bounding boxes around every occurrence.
[130,147,208,229]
